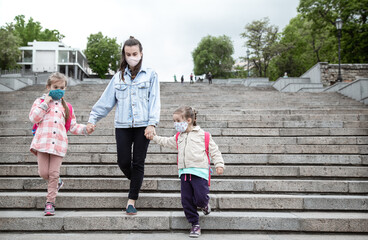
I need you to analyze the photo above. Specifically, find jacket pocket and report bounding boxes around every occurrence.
[115,84,128,99]
[138,82,149,100]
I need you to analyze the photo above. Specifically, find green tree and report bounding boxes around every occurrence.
[298,0,368,63]
[268,14,336,81]
[192,35,234,78]
[0,27,21,70]
[7,15,64,46]
[269,0,367,80]
[84,32,121,78]
[240,17,289,77]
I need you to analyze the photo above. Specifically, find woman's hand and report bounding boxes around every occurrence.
[86,123,96,134]
[216,167,224,175]
[144,125,156,140]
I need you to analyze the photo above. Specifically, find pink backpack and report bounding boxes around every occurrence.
[175,131,212,186]
[32,99,73,136]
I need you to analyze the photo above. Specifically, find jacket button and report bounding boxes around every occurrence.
[52,142,55,144]
[55,111,58,113]
[55,103,58,105]
[53,131,56,134]
[54,121,57,123]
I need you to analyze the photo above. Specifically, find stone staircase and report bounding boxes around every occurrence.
[0,82,367,236]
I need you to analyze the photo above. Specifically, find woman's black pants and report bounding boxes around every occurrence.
[115,127,150,200]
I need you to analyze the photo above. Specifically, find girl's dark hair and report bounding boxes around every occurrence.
[119,36,143,81]
[46,72,70,122]
[174,106,198,126]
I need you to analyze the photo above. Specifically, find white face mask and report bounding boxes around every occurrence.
[126,55,141,67]
[174,121,188,133]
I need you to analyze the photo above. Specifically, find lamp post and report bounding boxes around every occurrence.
[336,17,343,82]
[246,49,250,77]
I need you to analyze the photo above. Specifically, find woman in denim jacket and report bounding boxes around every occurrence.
[87,36,160,215]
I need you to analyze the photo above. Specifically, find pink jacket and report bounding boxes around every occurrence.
[29,95,87,157]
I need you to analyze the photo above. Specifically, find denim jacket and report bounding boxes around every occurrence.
[88,66,160,128]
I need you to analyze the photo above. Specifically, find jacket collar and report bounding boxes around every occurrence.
[191,126,201,131]
[124,64,147,76]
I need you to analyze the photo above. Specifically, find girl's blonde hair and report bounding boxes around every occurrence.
[174,106,197,126]
[46,72,70,122]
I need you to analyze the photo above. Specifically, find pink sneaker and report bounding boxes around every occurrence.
[44,202,55,216]
[57,178,64,192]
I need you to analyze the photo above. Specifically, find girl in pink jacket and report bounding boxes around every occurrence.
[29,72,87,216]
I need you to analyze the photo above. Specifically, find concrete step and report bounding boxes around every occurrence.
[0,210,367,232]
[2,102,367,110]
[1,192,367,211]
[77,114,368,122]
[2,136,368,146]
[1,127,367,138]
[1,164,367,178]
[2,152,366,165]
[2,94,368,107]
[2,143,367,154]
[1,233,367,240]
[1,177,366,193]
[1,93,364,102]
[2,128,368,140]
[4,107,368,115]
[2,117,368,129]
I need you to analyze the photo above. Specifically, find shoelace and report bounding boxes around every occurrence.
[46,204,53,210]
[191,225,200,232]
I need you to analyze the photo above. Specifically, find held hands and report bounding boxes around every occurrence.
[144,125,156,140]
[86,123,96,135]
[216,167,224,175]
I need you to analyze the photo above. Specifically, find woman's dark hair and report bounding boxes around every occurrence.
[119,36,143,81]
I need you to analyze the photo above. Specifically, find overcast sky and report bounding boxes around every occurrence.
[0,0,299,81]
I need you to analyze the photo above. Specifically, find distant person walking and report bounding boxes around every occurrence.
[208,72,212,84]
[174,74,177,82]
[190,73,194,84]
[181,75,184,84]
[87,36,160,215]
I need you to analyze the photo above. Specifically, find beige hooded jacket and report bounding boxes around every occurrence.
[153,126,225,169]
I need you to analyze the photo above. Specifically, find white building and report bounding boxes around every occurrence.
[18,41,90,80]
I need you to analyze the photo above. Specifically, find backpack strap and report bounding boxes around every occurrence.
[204,132,211,186]
[32,99,45,136]
[175,132,180,168]
[65,102,73,132]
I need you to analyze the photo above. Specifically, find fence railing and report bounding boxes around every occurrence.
[0,69,34,76]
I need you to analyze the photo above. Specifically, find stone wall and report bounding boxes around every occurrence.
[320,63,368,85]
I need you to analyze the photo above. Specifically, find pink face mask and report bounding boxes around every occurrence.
[126,55,141,67]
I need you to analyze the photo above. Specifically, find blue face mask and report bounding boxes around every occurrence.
[49,89,65,100]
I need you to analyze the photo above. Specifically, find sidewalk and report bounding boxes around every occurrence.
[1,233,368,240]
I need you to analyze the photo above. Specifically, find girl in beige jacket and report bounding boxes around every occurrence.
[147,106,224,238]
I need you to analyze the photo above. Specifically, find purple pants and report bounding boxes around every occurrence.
[180,174,210,226]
